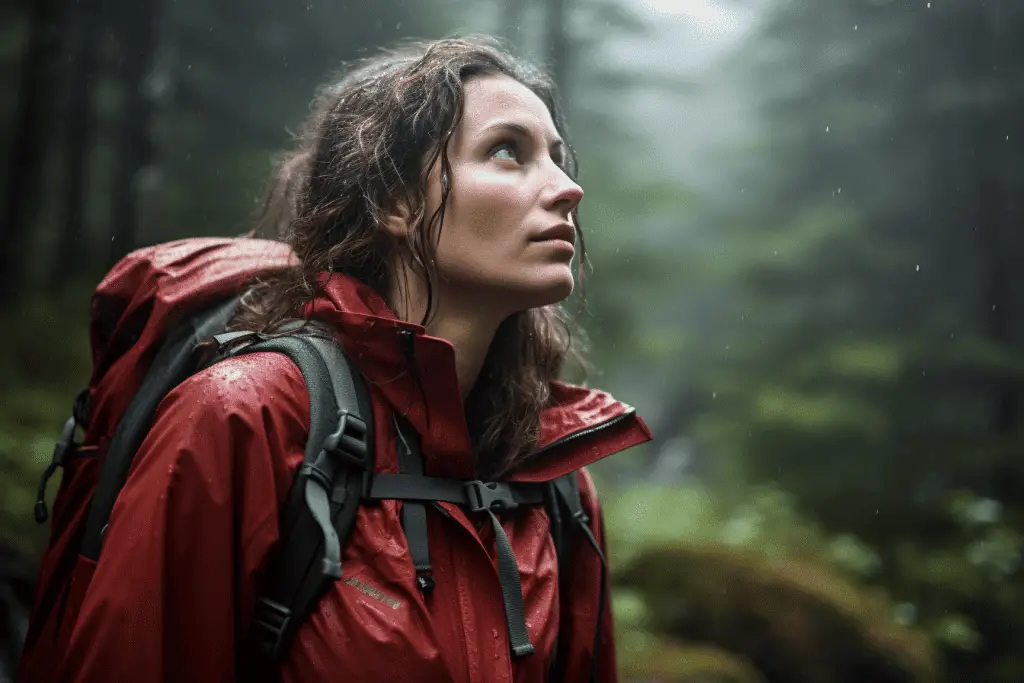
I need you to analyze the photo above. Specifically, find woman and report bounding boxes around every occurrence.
[56,36,651,683]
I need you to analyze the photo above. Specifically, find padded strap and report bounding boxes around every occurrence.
[242,334,372,659]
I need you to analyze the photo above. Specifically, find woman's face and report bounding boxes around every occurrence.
[416,74,584,318]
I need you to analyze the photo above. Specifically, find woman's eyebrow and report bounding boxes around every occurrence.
[480,120,565,155]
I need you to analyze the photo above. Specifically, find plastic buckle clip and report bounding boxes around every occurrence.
[252,597,292,659]
[464,480,518,513]
[322,411,368,468]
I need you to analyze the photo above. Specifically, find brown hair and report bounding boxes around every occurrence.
[232,36,588,478]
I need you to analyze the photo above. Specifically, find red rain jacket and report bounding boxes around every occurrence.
[49,242,651,683]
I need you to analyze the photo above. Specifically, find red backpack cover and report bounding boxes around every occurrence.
[18,238,294,682]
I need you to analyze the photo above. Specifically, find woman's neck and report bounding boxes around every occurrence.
[386,268,503,399]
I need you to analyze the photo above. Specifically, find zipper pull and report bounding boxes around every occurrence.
[398,328,431,427]
[399,328,415,361]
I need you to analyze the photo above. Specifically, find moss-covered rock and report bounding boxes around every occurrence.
[616,544,936,683]
[619,637,765,683]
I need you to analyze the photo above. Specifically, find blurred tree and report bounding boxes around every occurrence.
[50,0,102,290]
[1,0,69,307]
[680,1,1024,679]
[108,0,164,265]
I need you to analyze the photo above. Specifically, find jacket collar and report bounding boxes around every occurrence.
[304,272,651,480]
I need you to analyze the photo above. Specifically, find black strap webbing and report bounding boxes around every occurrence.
[393,416,434,591]
[553,474,606,683]
[487,505,535,658]
[368,474,547,507]
[367,471,543,658]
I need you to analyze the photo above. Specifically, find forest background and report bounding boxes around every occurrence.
[3,0,1023,681]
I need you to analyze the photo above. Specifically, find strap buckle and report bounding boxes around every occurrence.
[464,480,518,513]
[251,597,293,659]
[322,411,368,468]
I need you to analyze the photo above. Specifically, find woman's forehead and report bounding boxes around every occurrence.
[458,75,558,142]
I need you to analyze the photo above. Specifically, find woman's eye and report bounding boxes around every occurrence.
[491,142,519,162]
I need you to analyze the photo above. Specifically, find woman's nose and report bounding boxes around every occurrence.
[546,171,584,216]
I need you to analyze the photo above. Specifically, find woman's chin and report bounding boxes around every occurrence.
[520,272,575,309]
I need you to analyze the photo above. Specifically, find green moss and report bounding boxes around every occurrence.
[616,544,936,683]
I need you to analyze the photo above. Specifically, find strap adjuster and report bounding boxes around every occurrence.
[322,411,368,468]
[464,480,518,513]
[252,597,293,658]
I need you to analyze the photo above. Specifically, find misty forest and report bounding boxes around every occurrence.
[2,0,1023,681]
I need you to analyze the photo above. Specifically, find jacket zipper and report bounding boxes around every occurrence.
[532,407,636,458]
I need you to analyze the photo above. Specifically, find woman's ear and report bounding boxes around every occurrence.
[383,197,413,240]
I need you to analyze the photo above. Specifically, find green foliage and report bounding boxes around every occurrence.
[646,3,1024,679]
[0,287,92,553]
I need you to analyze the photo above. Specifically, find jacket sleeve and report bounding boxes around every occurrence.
[56,354,309,683]
[559,467,618,683]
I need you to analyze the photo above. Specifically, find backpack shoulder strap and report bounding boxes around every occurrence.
[548,470,607,683]
[232,333,374,660]
[549,472,586,581]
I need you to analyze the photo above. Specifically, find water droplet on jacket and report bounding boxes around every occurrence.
[492,628,499,639]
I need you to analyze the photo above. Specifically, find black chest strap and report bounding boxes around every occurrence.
[373,430,543,658]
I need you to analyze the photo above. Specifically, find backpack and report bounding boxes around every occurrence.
[18,238,605,681]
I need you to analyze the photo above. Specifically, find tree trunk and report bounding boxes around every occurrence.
[107,0,162,266]
[0,0,68,308]
[545,0,569,109]
[975,0,1022,501]
[51,0,103,290]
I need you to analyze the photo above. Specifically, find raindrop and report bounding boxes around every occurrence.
[825,125,830,132]
[186,64,191,71]
[837,187,842,194]
[396,21,402,29]
[853,24,859,30]
[926,1,931,7]
[712,392,717,399]
[915,264,920,271]
[306,3,312,9]
[992,304,997,311]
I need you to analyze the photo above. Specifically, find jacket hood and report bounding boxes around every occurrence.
[305,272,651,481]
